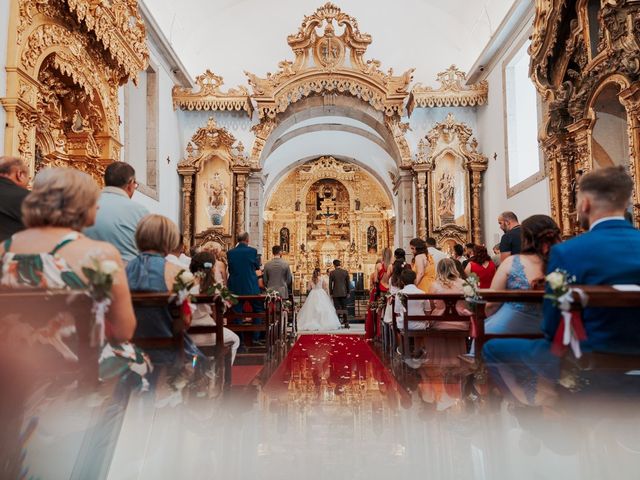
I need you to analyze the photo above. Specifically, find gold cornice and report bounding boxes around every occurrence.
[64,0,149,82]
[172,70,253,115]
[407,65,488,116]
[245,2,414,119]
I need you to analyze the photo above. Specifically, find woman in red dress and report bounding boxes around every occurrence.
[464,245,496,288]
[365,248,392,340]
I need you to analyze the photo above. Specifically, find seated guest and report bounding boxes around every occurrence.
[85,162,149,264]
[484,215,562,335]
[188,252,240,364]
[483,167,640,405]
[203,242,228,286]
[394,269,430,331]
[126,214,205,366]
[428,258,472,365]
[0,156,30,241]
[0,168,136,361]
[464,245,496,288]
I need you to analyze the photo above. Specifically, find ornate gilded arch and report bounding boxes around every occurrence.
[245,2,415,168]
[1,0,148,182]
[530,0,640,235]
[178,117,254,250]
[414,113,488,246]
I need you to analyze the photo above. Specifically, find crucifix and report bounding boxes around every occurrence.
[319,204,338,237]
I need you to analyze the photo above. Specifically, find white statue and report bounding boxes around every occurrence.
[204,173,228,226]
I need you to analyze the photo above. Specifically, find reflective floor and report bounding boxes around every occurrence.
[7,332,640,480]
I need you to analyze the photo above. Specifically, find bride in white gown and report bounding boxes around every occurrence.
[297,268,342,331]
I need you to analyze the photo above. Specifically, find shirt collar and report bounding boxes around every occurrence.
[103,186,129,198]
[589,216,626,230]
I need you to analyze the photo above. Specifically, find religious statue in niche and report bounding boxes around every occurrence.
[437,172,455,223]
[279,227,290,253]
[203,173,228,226]
[367,225,378,253]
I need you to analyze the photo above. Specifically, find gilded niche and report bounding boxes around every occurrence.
[172,69,253,115]
[2,0,149,182]
[529,0,640,234]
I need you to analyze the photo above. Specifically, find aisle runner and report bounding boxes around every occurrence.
[264,335,404,399]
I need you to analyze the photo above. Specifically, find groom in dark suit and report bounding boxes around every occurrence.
[483,166,640,404]
[329,259,350,328]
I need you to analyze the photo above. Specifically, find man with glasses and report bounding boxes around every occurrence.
[85,161,149,263]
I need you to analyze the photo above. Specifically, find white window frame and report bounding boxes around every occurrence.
[502,36,545,198]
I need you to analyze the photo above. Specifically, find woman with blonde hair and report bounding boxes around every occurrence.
[426,258,472,365]
[201,241,228,285]
[0,167,140,372]
[126,214,205,366]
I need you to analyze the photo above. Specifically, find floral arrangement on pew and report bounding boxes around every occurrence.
[545,269,587,358]
[172,269,197,326]
[81,255,119,348]
[199,280,238,311]
[462,273,483,305]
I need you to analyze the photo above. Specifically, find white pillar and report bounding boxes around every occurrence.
[394,170,415,250]
[247,173,265,253]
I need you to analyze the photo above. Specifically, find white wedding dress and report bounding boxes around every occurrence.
[297,277,342,331]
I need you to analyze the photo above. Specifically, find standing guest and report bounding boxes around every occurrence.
[410,238,436,292]
[84,162,149,264]
[126,214,206,365]
[263,245,293,298]
[451,243,467,279]
[365,248,391,339]
[227,232,261,321]
[483,166,640,405]
[491,243,502,267]
[383,255,410,325]
[462,243,475,269]
[428,258,472,364]
[0,157,30,242]
[464,245,496,288]
[498,211,522,261]
[426,237,448,268]
[329,259,351,328]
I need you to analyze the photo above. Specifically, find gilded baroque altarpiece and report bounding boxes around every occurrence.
[1,0,148,182]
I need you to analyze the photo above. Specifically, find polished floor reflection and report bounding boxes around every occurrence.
[9,333,640,480]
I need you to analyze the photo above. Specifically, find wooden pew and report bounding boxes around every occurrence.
[391,293,471,363]
[0,288,97,383]
[223,294,283,354]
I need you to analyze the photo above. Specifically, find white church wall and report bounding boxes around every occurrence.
[121,37,185,225]
[474,20,551,248]
[0,0,10,150]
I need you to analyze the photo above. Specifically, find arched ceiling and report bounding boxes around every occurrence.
[145,0,517,88]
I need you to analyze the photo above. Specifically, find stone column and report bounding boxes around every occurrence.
[469,169,483,244]
[234,172,248,238]
[247,173,265,253]
[179,172,195,249]
[393,170,415,250]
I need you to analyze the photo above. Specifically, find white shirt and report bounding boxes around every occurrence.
[166,253,191,269]
[589,216,625,231]
[394,284,430,330]
[428,246,449,268]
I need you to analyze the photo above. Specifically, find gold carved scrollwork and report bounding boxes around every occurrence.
[531,0,640,232]
[3,0,148,182]
[172,70,253,115]
[407,65,488,116]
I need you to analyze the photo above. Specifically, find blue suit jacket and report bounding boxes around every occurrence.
[542,219,640,354]
[227,243,260,295]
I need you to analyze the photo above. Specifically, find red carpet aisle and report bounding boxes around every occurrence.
[264,334,408,406]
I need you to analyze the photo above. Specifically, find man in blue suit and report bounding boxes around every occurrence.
[227,231,260,298]
[483,166,640,404]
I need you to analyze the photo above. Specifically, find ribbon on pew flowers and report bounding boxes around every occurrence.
[81,256,120,347]
[545,269,588,358]
[172,270,197,324]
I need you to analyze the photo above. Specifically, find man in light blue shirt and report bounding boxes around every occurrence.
[85,162,149,263]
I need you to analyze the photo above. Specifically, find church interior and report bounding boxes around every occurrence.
[1,0,640,478]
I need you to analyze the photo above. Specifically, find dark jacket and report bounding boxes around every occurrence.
[227,242,260,296]
[0,177,29,242]
[329,267,350,298]
[542,219,640,354]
